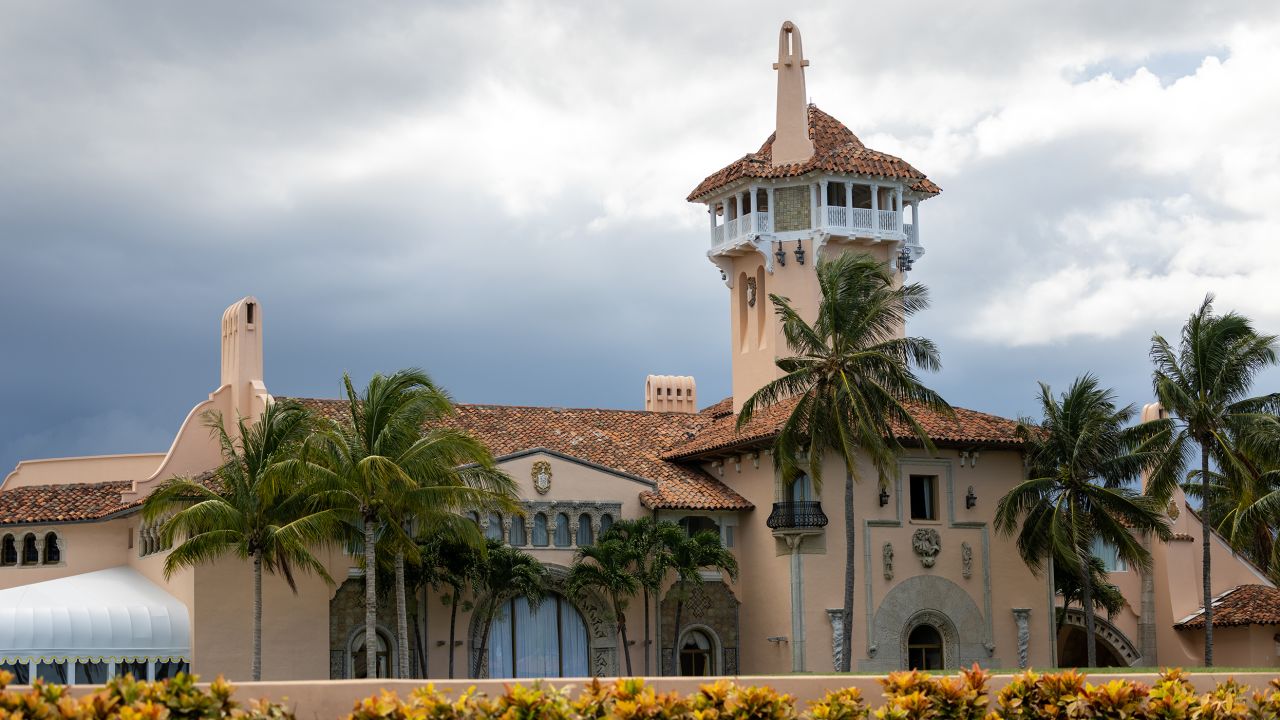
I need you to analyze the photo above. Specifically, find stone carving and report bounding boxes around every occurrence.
[961,541,973,579]
[1012,608,1031,669]
[899,609,959,669]
[827,609,844,671]
[912,528,941,568]
[1168,500,1180,519]
[745,277,757,307]
[532,461,552,494]
[882,542,894,580]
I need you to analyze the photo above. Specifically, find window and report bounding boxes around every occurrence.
[788,474,814,502]
[907,624,943,670]
[679,516,719,538]
[0,535,15,566]
[76,661,110,684]
[910,475,938,521]
[349,629,393,679]
[42,533,59,564]
[554,513,572,547]
[600,514,614,534]
[485,514,504,542]
[21,534,38,565]
[576,514,593,546]
[510,516,527,546]
[532,513,549,547]
[679,629,717,676]
[1091,537,1127,572]
[488,593,589,678]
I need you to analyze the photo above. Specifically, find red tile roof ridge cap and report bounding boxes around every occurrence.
[285,396,710,418]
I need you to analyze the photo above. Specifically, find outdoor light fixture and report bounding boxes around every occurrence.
[898,246,914,272]
[720,270,727,281]
[966,485,977,509]
[879,486,890,507]
[794,240,806,265]
[774,242,787,267]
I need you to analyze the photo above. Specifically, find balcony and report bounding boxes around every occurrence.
[710,211,771,249]
[766,501,829,530]
[823,206,904,239]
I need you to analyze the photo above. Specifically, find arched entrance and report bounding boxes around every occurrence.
[906,624,944,670]
[486,593,590,678]
[347,627,396,679]
[1056,609,1141,667]
[676,626,722,676]
[865,575,996,671]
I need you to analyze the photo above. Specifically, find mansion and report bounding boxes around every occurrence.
[1,22,1278,683]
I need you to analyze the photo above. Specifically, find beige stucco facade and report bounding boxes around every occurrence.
[1,20,1277,686]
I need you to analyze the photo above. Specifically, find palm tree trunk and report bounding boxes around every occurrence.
[642,587,651,676]
[1201,443,1214,667]
[473,601,493,678]
[251,552,263,681]
[364,517,378,680]
[394,549,410,678]
[841,472,855,671]
[671,593,684,676]
[448,585,459,678]
[1080,551,1098,668]
[617,600,633,675]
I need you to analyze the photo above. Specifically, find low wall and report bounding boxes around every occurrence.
[216,672,1279,720]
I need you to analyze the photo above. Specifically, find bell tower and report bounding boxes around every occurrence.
[687,21,942,411]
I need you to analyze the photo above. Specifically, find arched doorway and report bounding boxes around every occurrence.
[677,627,721,676]
[906,624,944,670]
[486,593,590,678]
[347,627,395,679]
[1055,609,1141,667]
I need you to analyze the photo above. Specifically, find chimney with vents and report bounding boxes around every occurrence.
[645,375,697,413]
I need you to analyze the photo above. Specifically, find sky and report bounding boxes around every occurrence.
[4,1,1280,474]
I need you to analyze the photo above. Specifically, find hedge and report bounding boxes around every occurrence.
[5,666,1280,720]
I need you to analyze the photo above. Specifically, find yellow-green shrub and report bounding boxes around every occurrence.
[0,671,291,720]
[690,681,795,720]
[806,687,868,720]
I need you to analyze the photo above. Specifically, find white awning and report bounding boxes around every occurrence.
[0,566,190,664]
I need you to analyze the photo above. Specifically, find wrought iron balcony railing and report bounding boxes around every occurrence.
[766,501,829,530]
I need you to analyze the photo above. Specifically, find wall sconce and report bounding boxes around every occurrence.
[794,240,806,265]
[774,242,787,267]
[766,636,789,644]
[965,485,977,509]
[719,270,727,281]
[898,246,914,272]
[879,486,890,507]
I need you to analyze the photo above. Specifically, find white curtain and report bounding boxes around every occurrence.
[532,515,549,546]
[515,596,557,677]
[488,601,513,678]
[554,514,571,547]
[559,599,590,677]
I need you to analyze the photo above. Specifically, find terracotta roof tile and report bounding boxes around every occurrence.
[288,399,754,512]
[1175,585,1280,629]
[688,105,941,201]
[664,396,1023,459]
[0,481,137,526]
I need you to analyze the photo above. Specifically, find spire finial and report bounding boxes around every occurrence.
[771,20,814,166]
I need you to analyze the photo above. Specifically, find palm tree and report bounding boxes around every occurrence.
[598,518,683,675]
[143,401,335,681]
[1147,295,1279,666]
[667,529,738,674]
[1222,417,1280,578]
[994,375,1172,667]
[567,537,640,675]
[737,252,951,671]
[302,369,518,679]
[1054,555,1126,636]
[470,540,548,678]
[419,531,485,678]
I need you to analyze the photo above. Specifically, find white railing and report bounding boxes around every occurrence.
[825,206,847,229]
[877,210,900,233]
[849,208,873,230]
[904,223,918,246]
[711,212,772,248]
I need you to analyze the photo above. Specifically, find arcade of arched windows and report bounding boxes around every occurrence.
[0,530,63,567]
[472,502,623,550]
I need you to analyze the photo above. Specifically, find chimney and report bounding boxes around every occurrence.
[221,296,270,422]
[645,375,697,413]
[771,21,814,166]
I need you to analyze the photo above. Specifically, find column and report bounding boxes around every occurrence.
[870,183,879,235]
[766,187,776,232]
[67,660,76,686]
[809,183,818,229]
[147,660,156,682]
[1012,608,1031,669]
[895,185,904,233]
[788,536,807,671]
[844,181,852,209]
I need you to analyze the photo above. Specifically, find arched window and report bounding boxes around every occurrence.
[789,473,814,502]
[906,624,943,670]
[600,514,614,534]
[42,533,59,564]
[532,513,549,547]
[510,516,527,546]
[576,514,593,546]
[0,535,15,566]
[678,629,717,676]
[485,513,504,542]
[349,628,394,679]
[21,534,38,565]
[553,513,571,547]
[488,593,589,678]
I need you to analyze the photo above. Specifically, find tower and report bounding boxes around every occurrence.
[687,21,942,411]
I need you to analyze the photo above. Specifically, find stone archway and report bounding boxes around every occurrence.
[861,575,998,671]
[467,564,618,678]
[1057,609,1141,667]
[660,580,740,676]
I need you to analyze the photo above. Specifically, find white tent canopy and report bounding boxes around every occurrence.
[0,566,190,664]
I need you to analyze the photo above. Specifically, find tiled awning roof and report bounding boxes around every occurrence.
[1175,584,1280,629]
[688,105,941,202]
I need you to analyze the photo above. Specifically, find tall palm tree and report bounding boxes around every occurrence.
[470,540,548,678]
[567,537,640,675]
[419,531,485,678]
[1147,295,1279,666]
[995,375,1172,667]
[599,518,683,675]
[143,401,335,681]
[667,529,738,674]
[737,252,951,671]
[302,369,517,679]
[1185,420,1280,578]
[1054,555,1126,636]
